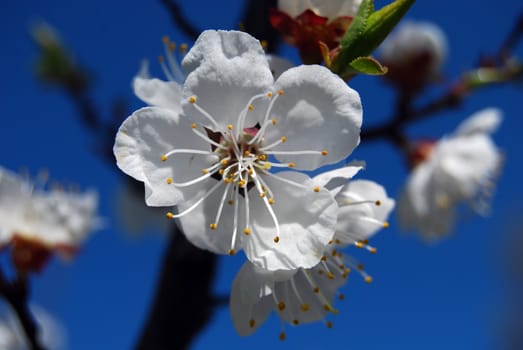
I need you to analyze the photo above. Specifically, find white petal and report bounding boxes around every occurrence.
[435,134,500,199]
[230,263,274,336]
[266,65,362,170]
[181,30,274,129]
[133,77,182,112]
[176,181,245,254]
[312,161,365,196]
[454,108,502,136]
[245,171,337,271]
[335,180,394,244]
[114,107,213,206]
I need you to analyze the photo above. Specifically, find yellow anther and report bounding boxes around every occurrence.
[339,264,345,269]
[273,236,279,243]
[180,43,188,53]
[162,35,170,44]
[168,42,176,52]
[219,169,225,175]
[263,163,271,170]
[258,154,267,161]
[223,178,231,184]
[375,200,381,206]
[166,212,174,219]
[202,169,209,175]
[209,223,218,230]
[331,249,337,256]
[357,263,364,271]
[318,270,324,275]
[271,118,278,125]
[288,162,295,168]
[365,276,373,284]
[189,96,197,104]
[279,332,286,341]
[326,321,333,329]
[292,319,299,325]
[327,272,335,280]
[191,123,197,129]
[339,294,345,301]
[313,287,319,293]
[355,241,364,248]
[313,186,320,193]
[161,155,167,161]
[281,136,287,143]
[244,150,251,157]
[321,150,329,156]
[261,185,267,191]
[221,159,229,166]
[277,301,286,311]
[238,179,246,188]
[268,197,275,205]
[243,228,251,235]
[248,168,254,176]
[166,177,173,184]
[328,240,333,245]
[369,247,377,254]
[259,192,266,198]
[261,40,269,49]
[320,255,327,261]
[300,303,310,312]
[158,55,164,63]
[228,249,236,256]
[227,124,233,130]
[383,222,390,228]
[267,92,273,98]
[227,200,234,205]
[248,104,254,111]
[249,319,255,328]
[323,304,331,312]
[335,239,341,244]
[277,89,284,96]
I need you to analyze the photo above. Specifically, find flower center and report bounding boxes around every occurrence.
[161,90,329,255]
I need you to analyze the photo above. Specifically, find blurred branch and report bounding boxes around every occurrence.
[362,11,523,146]
[159,0,200,41]
[135,223,219,350]
[240,0,281,53]
[0,269,45,350]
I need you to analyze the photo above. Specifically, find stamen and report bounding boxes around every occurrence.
[170,180,223,218]
[248,90,283,145]
[163,148,217,158]
[191,127,227,150]
[252,174,280,242]
[258,136,287,151]
[162,37,185,82]
[212,182,232,231]
[229,185,240,253]
[189,98,221,130]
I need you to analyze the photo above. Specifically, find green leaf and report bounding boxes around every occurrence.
[331,0,415,80]
[349,56,388,75]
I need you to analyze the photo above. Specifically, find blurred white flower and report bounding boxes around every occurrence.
[0,304,66,350]
[278,0,362,19]
[398,108,503,240]
[0,167,101,272]
[114,30,363,271]
[380,21,448,92]
[229,166,394,337]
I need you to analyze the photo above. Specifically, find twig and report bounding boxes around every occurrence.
[159,0,200,41]
[0,268,46,350]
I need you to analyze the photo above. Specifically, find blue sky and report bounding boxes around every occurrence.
[2,0,523,349]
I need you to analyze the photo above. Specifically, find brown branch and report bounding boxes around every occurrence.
[159,0,200,41]
[135,222,219,350]
[0,269,46,350]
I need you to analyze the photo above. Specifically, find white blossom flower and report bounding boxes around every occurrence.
[114,30,362,271]
[398,108,503,240]
[278,0,362,19]
[0,167,100,271]
[229,166,394,337]
[0,304,66,350]
[379,21,448,92]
